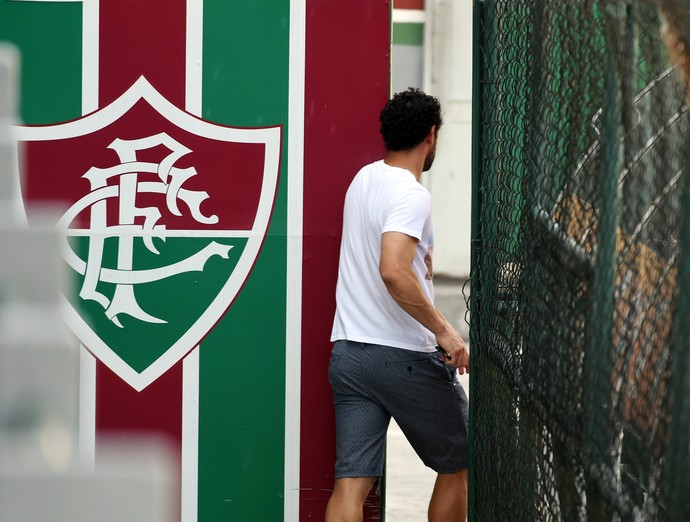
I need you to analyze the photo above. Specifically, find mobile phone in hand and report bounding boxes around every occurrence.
[436,345,452,360]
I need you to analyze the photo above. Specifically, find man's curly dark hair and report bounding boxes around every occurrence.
[379,88,443,152]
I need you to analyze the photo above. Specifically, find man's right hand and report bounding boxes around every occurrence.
[436,327,470,375]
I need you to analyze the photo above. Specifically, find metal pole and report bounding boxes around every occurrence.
[468,1,485,519]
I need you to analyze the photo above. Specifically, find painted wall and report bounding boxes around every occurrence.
[425,0,473,279]
[0,1,390,520]
[392,0,473,278]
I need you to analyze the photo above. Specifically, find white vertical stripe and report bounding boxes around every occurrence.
[78,346,96,466]
[183,3,203,521]
[182,347,200,522]
[82,0,99,114]
[78,0,99,469]
[186,0,203,116]
[286,0,305,520]
[423,1,433,93]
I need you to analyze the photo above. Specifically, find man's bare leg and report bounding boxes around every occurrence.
[428,469,468,522]
[325,477,376,522]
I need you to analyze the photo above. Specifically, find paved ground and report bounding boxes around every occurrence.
[384,278,470,520]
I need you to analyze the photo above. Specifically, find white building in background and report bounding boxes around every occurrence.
[392,0,473,279]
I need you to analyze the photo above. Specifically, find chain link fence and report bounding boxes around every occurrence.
[470,1,690,519]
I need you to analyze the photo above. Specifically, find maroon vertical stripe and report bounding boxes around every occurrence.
[95,361,183,446]
[98,0,187,108]
[301,1,390,520]
[94,0,187,457]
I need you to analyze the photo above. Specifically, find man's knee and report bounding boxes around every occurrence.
[326,478,378,522]
[433,469,468,501]
[448,469,468,489]
[333,477,377,502]
[429,470,468,522]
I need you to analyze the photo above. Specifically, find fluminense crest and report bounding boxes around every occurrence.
[15,76,281,391]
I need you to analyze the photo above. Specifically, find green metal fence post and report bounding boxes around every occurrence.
[583,3,626,519]
[665,117,690,522]
[469,2,485,520]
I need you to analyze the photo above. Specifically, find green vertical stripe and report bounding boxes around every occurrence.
[199,1,290,520]
[0,1,81,124]
[393,22,424,46]
[202,2,289,129]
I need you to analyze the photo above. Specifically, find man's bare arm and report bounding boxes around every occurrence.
[379,231,469,373]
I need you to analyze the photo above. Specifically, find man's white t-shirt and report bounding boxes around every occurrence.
[330,160,436,352]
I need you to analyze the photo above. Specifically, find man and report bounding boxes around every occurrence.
[326,88,470,522]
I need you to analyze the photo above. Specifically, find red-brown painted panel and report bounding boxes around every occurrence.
[301,1,390,519]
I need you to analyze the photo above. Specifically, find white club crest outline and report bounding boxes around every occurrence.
[13,76,281,391]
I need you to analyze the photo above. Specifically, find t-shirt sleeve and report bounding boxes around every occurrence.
[382,186,431,241]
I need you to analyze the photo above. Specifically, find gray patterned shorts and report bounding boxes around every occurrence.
[328,339,469,478]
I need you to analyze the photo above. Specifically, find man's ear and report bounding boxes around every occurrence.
[425,126,437,144]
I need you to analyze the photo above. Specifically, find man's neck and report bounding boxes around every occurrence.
[384,150,423,181]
